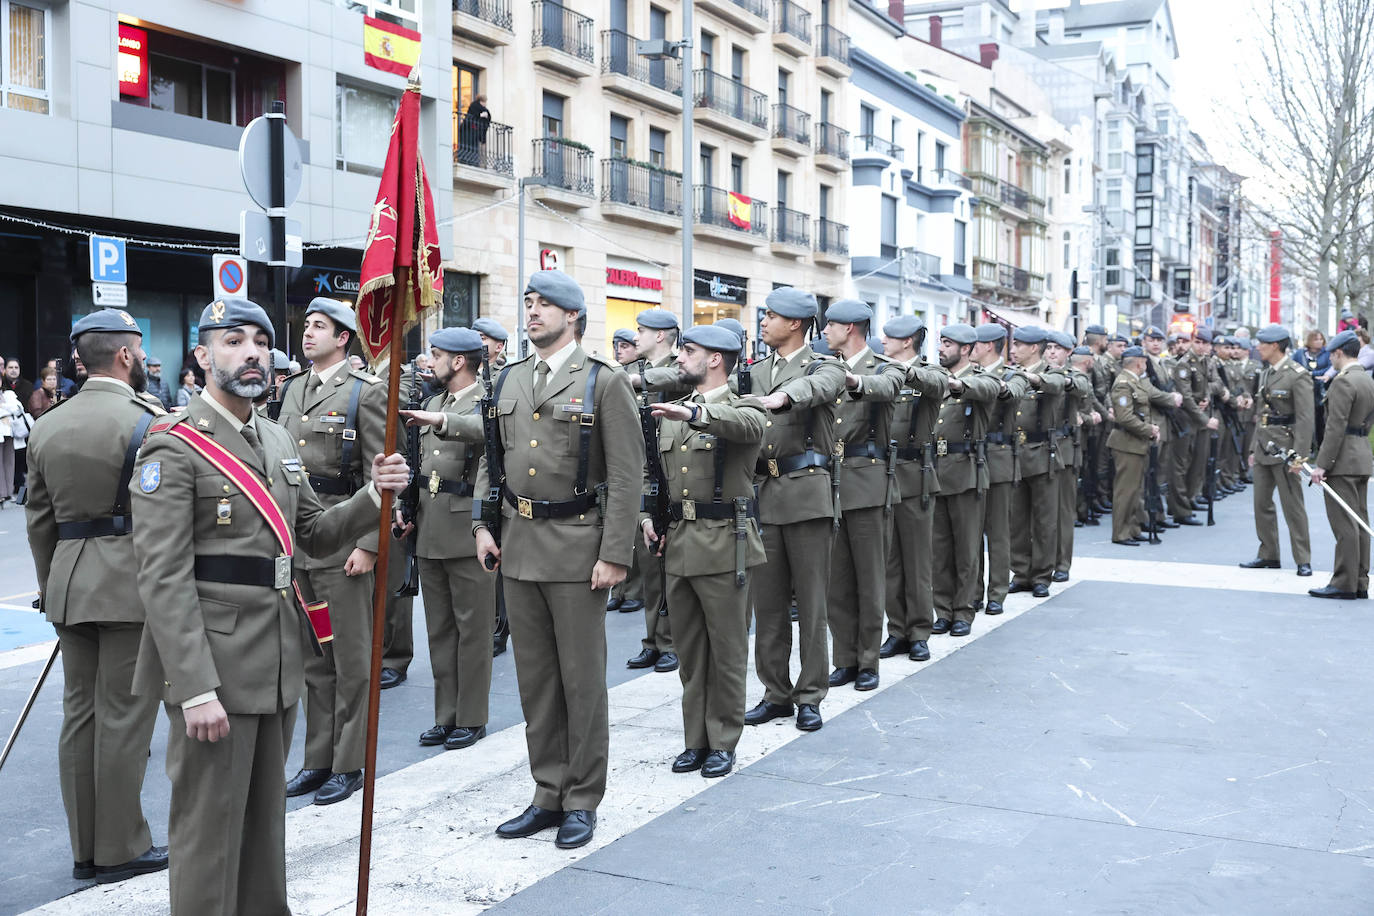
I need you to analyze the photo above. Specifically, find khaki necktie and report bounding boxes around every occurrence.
[306,374,323,398]
[533,361,551,404]
[771,355,785,390]
[240,422,267,469]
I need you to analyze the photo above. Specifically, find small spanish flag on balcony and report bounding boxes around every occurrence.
[727,191,752,230]
[363,15,421,76]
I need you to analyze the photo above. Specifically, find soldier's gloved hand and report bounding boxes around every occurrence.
[185,699,230,742]
[371,452,410,492]
[344,548,377,576]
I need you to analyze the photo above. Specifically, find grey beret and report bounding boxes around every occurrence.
[1071,346,1092,356]
[1110,333,1130,343]
[1083,324,1108,336]
[1048,330,1076,350]
[636,308,679,331]
[825,298,873,325]
[810,336,833,356]
[940,323,978,345]
[682,324,743,354]
[1012,326,1047,344]
[430,326,483,353]
[1327,329,1359,352]
[472,317,509,342]
[1193,326,1213,343]
[1122,346,1146,358]
[866,335,884,353]
[526,269,586,314]
[306,297,358,333]
[1144,325,1166,340]
[612,328,636,345]
[70,308,143,343]
[975,323,1007,343]
[883,315,925,340]
[764,286,818,319]
[269,349,290,371]
[196,298,275,347]
[714,318,746,343]
[1255,324,1291,344]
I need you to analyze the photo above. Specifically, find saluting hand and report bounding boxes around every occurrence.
[371,452,410,492]
[650,402,694,422]
[185,699,230,742]
[400,408,445,428]
[753,391,791,412]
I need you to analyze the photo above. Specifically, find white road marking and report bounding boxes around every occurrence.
[0,641,56,671]
[1253,760,1326,780]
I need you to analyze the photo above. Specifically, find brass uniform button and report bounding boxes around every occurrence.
[681,444,688,452]
[530,440,538,447]
[433,449,440,456]
[532,411,541,420]
[222,485,231,493]
[528,468,536,476]
[298,439,306,446]
[681,466,689,473]
[302,415,309,422]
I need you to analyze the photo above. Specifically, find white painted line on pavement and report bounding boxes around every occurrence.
[0,641,56,671]
[1072,555,1327,595]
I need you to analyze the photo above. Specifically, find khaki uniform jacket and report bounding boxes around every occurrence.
[833,347,906,511]
[25,378,163,626]
[933,364,1001,494]
[1142,354,1181,444]
[1253,359,1315,465]
[1173,355,1210,427]
[1010,360,1069,478]
[417,386,484,560]
[471,347,642,581]
[751,345,847,526]
[890,359,950,499]
[1051,367,1092,469]
[129,397,380,712]
[1106,371,1155,455]
[1314,362,1374,477]
[650,388,767,577]
[985,361,1032,485]
[275,364,386,566]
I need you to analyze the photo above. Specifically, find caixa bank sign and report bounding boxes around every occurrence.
[312,272,362,295]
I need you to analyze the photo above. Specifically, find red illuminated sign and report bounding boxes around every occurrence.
[118,24,148,99]
[606,267,662,291]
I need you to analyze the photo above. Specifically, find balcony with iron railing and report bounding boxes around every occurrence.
[695,0,768,33]
[770,103,811,157]
[529,137,595,207]
[771,206,810,253]
[694,185,769,246]
[997,263,1043,297]
[452,0,513,45]
[773,0,811,55]
[453,114,514,188]
[531,0,595,78]
[935,168,972,191]
[815,122,849,171]
[999,180,1030,214]
[600,29,682,110]
[693,70,769,140]
[600,158,682,228]
[815,24,851,76]
[855,133,903,161]
[908,250,942,281]
[814,217,848,264]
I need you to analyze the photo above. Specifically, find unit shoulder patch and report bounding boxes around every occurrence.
[139,462,161,493]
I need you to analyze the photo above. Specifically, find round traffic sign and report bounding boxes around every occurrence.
[218,259,245,294]
[238,115,303,210]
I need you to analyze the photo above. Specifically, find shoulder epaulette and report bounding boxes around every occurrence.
[586,351,619,368]
[349,368,383,384]
[147,412,190,435]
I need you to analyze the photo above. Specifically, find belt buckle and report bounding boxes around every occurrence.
[936,438,948,457]
[682,498,697,521]
[767,458,780,477]
[428,470,441,498]
[579,411,596,427]
[517,496,534,519]
[1261,415,1268,427]
[274,556,292,590]
[1017,430,1027,446]
[342,429,356,441]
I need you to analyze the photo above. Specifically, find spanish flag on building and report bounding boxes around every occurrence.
[727,191,752,230]
[363,16,421,76]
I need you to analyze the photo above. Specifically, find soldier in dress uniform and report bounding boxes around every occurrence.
[743,288,846,733]
[476,270,641,851]
[928,325,1001,635]
[1306,330,1374,599]
[474,317,510,371]
[1007,326,1069,598]
[607,328,646,615]
[129,298,409,916]
[880,316,948,662]
[1084,324,1115,510]
[1107,347,1159,545]
[271,298,388,806]
[1046,332,1094,581]
[25,309,169,884]
[821,299,906,691]
[394,327,494,750]
[973,323,1031,616]
[1184,327,1227,509]
[1140,327,1192,529]
[1240,324,1314,576]
[641,324,766,778]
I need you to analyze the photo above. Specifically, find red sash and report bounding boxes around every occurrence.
[165,422,334,644]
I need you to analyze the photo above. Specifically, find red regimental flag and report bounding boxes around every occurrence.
[356,80,443,363]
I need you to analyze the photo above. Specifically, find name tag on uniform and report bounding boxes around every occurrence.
[559,404,584,413]
[319,415,346,424]
[274,556,292,590]
[281,458,302,473]
[899,388,915,396]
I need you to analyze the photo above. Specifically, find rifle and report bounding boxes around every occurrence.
[391,363,422,597]
[637,361,672,550]
[477,347,506,569]
[1144,443,1163,544]
[737,345,752,395]
[266,373,284,421]
[1144,357,1189,438]
[1206,429,1219,527]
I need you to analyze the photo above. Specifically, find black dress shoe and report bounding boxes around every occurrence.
[828,666,858,687]
[1238,557,1280,569]
[492,635,508,657]
[672,748,708,772]
[96,845,168,884]
[1031,584,1050,598]
[973,597,984,611]
[855,668,879,691]
[879,636,910,658]
[948,620,971,637]
[444,725,487,750]
[419,725,457,746]
[497,805,563,838]
[931,618,951,634]
[1051,570,1069,583]
[285,767,331,797]
[985,600,1004,615]
[908,640,930,662]
[1361,590,1370,599]
[1297,564,1313,577]
[73,860,96,880]
[1007,580,1032,594]
[1176,516,1204,526]
[744,700,794,725]
[701,750,735,778]
[1309,585,1357,599]
[1158,519,1180,529]
[626,648,660,669]
[1074,519,1084,528]
[796,704,823,732]
[555,810,597,849]
[1192,498,1209,510]
[379,667,406,690]
[314,770,364,806]
[653,652,679,672]
[618,599,645,614]
[606,595,624,612]
[1113,538,1140,546]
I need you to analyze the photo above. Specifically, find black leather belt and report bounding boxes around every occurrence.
[428,475,474,498]
[937,442,978,455]
[985,432,1010,445]
[1022,430,1052,443]
[1348,426,1369,436]
[309,474,357,496]
[756,450,831,477]
[668,499,758,521]
[895,445,925,460]
[843,442,889,460]
[194,554,289,588]
[56,516,132,539]
[1261,413,1295,427]
[503,487,598,519]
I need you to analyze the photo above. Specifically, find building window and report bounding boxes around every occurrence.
[1107,120,1122,171]
[336,82,399,175]
[777,67,789,106]
[542,91,564,138]
[346,0,420,27]
[1106,177,1122,210]
[1062,156,1071,194]
[609,114,628,159]
[1062,231,1071,270]
[730,154,744,193]
[1105,248,1121,288]
[699,31,714,71]
[649,127,666,169]
[935,141,947,176]
[2,0,48,113]
[453,63,480,117]
[860,103,875,137]
[699,143,715,187]
[953,219,966,275]
[121,29,285,126]
[880,194,898,260]
[776,169,790,206]
[819,183,830,218]
[150,54,234,123]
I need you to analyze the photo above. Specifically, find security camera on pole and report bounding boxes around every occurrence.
[238,100,304,357]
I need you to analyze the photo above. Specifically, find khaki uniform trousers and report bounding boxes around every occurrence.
[301,564,374,773]
[666,570,749,752]
[1095,424,1115,501]
[502,577,609,812]
[1111,450,1145,543]
[639,547,673,654]
[165,704,296,916]
[1011,471,1058,587]
[827,506,888,671]
[933,489,985,624]
[1252,460,1311,565]
[1162,438,1194,521]
[418,556,494,728]
[53,622,158,866]
[1324,475,1369,593]
[382,543,414,675]
[1187,427,1213,503]
[981,481,1013,605]
[751,518,833,707]
[1055,466,1077,574]
[886,495,934,642]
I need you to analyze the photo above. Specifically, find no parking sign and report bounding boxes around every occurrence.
[212,254,249,299]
